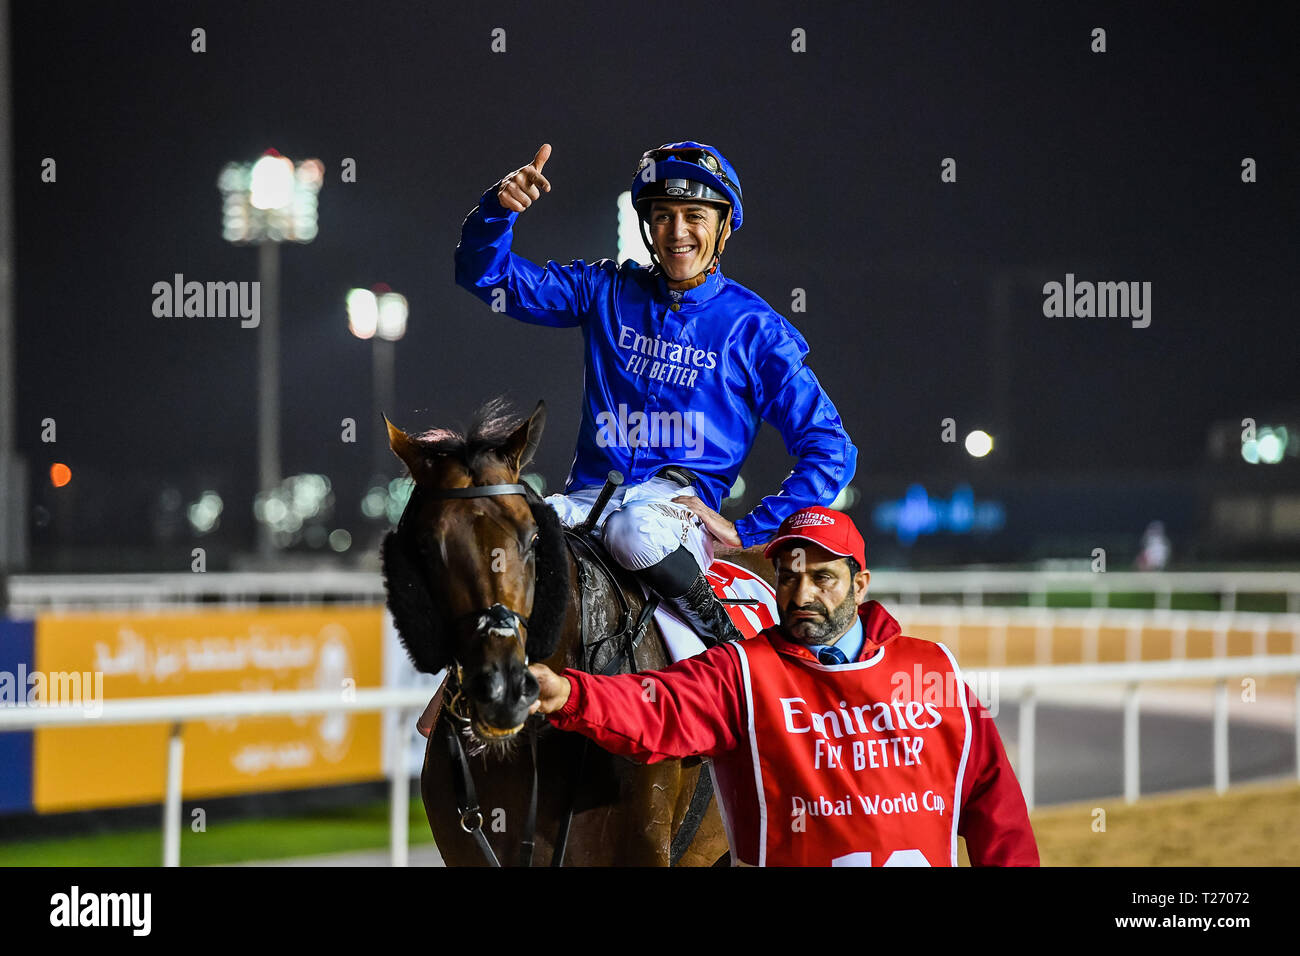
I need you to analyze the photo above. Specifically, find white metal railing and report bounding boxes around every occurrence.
[0,687,433,867]
[894,605,1300,666]
[872,570,1300,612]
[2,657,1298,861]
[990,654,1300,810]
[10,569,1300,613]
[6,571,387,613]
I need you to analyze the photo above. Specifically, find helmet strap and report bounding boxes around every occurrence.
[639,217,662,271]
[706,213,730,276]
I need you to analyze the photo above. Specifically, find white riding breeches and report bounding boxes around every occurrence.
[544,476,715,574]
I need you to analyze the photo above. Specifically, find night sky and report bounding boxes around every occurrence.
[9,1,1298,563]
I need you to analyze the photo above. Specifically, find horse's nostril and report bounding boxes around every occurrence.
[519,669,539,701]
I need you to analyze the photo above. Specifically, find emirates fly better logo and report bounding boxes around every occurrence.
[788,512,837,530]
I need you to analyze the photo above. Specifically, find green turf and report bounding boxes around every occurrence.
[0,798,435,867]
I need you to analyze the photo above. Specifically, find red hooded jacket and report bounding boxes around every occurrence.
[548,599,1039,866]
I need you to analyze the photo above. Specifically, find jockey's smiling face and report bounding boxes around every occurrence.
[648,199,732,283]
[773,541,870,646]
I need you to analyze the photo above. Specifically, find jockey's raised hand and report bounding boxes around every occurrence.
[497,143,552,212]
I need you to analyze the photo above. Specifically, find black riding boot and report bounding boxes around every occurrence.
[635,546,745,648]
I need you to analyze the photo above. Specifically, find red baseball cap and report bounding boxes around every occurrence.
[762,506,866,569]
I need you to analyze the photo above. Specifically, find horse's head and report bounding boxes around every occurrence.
[381,399,570,748]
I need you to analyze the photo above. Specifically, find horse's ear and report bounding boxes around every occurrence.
[499,400,546,474]
[385,416,432,481]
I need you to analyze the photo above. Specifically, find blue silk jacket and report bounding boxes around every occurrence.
[454,186,857,548]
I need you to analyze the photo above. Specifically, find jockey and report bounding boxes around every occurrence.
[454,141,857,651]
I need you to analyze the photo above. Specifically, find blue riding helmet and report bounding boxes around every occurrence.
[630,141,744,232]
[631,142,743,277]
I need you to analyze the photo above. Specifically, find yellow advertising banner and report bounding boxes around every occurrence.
[33,607,384,812]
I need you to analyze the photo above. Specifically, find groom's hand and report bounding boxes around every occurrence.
[527,662,572,714]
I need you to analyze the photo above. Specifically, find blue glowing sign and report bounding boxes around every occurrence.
[872,484,1006,546]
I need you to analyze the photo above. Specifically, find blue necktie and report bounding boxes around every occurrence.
[818,646,848,666]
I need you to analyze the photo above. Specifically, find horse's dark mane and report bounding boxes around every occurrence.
[410,396,525,473]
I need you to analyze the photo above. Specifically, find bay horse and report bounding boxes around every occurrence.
[381,397,774,866]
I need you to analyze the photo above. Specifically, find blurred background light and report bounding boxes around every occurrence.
[346,288,378,339]
[249,152,295,210]
[723,475,746,506]
[617,191,652,266]
[965,430,994,458]
[376,292,408,342]
[186,491,224,534]
[829,484,859,511]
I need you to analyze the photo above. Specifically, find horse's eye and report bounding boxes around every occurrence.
[529,531,540,550]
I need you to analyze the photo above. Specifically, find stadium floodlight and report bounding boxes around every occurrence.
[965,430,994,458]
[249,153,295,210]
[348,285,408,475]
[219,150,323,244]
[376,291,409,342]
[219,149,324,561]
[346,288,378,339]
